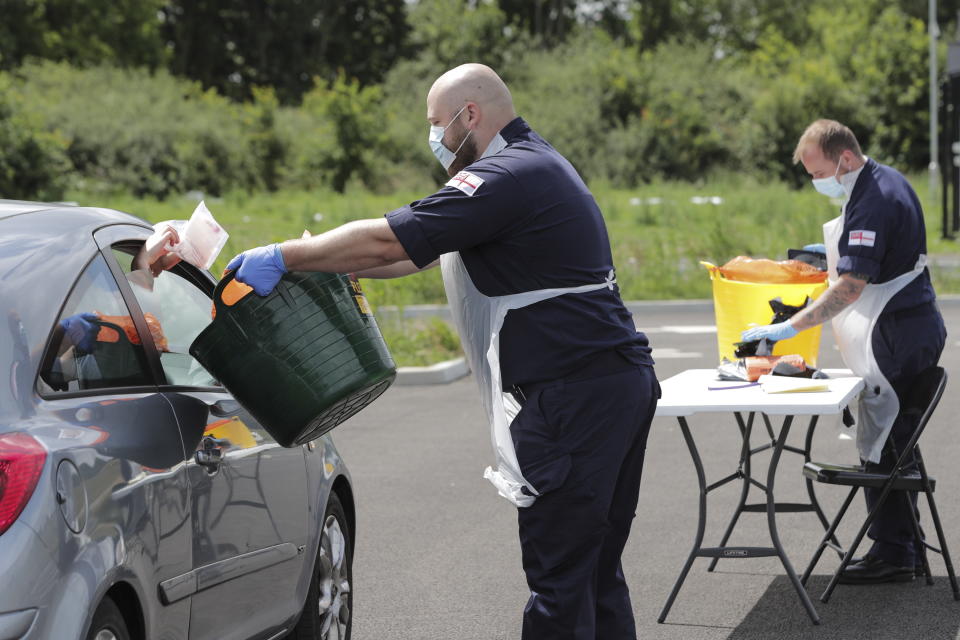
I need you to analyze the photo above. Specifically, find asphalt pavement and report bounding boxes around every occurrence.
[332,300,960,640]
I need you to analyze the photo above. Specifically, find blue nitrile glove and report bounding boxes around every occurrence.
[60,312,100,353]
[802,243,827,254]
[225,243,287,296]
[741,321,799,343]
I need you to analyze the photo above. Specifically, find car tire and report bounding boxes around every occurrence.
[290,492,353,640]
[85,597,130,640]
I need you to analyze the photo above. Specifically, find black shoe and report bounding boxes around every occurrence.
[839,557,915,584]
[850,553,925,577]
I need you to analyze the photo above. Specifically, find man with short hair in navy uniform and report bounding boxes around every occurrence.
[743,119,946,584]
[228,63,659,639]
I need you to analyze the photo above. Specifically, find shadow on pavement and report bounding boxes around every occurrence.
[725,574,960,639]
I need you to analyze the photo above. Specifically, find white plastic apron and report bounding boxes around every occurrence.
[823,215,927,463]
[440,252,617,507]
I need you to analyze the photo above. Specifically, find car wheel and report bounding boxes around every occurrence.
[85,597,130,640]
[291,492,353,640]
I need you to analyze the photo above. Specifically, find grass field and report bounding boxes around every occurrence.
[69,175,958,364]
[71,171,959,303]
[69,176,960,366]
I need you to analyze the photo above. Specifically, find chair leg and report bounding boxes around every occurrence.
[821,483,898,603]
[803,416,843,556]
[904,491,933,585]
[802,486,858,587]
[923,489,960,600]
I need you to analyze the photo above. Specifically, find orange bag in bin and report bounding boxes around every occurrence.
[716,256,827,284]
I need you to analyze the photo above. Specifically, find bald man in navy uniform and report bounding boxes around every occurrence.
[229,63,659,639]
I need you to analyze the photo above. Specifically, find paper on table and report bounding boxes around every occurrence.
[758,374,829,394]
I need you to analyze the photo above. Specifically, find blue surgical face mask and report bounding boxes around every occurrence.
[812,158,846,199]
[429,105,472,170]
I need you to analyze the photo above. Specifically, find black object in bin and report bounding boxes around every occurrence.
[787,248,827,271]
[189,270,396,447]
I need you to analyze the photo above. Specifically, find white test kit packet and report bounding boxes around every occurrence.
[145,201,229,270]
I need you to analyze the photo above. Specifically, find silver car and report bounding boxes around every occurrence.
[0,201,354,640]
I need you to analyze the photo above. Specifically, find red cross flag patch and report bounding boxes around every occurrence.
[446,171,484,196]
[848,230,876,247]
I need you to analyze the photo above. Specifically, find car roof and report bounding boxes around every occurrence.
[0,200,151,232]
[0,199,73,218]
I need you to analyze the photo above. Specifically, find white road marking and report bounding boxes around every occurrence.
[652,348,704,359]
[641,325,717,335]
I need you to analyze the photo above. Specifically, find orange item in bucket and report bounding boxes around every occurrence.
[716,256,827,284]
[744,354,806,381]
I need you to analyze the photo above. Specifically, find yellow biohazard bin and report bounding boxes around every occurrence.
[702,262,829,366]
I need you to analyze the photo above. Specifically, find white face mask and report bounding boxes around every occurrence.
[812,158,846,199]
[429,105,472,170]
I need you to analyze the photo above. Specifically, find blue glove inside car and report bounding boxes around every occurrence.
[226,243,287,296]
[741,321,798,343]
[60,312,100,353]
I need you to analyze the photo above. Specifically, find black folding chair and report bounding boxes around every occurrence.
[800,366,960,603]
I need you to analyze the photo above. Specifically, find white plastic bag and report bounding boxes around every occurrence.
[146,201,229,270]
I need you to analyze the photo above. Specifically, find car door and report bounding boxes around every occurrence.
[33,249,193,639]
[96,225,311,640]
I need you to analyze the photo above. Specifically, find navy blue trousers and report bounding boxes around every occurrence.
[865,304,946,567]
[511,363,658,640]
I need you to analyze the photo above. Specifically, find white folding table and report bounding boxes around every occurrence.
[655,368,864,625]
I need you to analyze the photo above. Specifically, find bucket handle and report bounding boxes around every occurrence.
[213,269,252,315]
[211,270,252,342]
[700,260,723,281]
[90,319,132,345]
[215,269,296,312]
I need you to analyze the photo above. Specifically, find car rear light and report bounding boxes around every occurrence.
[0,432,47,536]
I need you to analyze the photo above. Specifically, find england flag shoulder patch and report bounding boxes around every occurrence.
[848,229,876,247]
[446,171,484,196]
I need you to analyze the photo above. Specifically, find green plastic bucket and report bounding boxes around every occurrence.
[189,270,396,447]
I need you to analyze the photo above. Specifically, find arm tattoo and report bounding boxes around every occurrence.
[792,275,867,330]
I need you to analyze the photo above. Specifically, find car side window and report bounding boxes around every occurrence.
[38,255,153,394]
[112,247,220,388]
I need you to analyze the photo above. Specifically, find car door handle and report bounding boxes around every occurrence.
[195,436,227,469]
[210,399,240,417]
[195,449,223,468]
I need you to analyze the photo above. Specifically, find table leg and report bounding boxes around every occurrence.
[707,411,755,572]
[766,415,821,624]
[658,416,707,624]
[660,412,821,624]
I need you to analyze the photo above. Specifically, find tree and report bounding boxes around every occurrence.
[161,0,409,104]
[497,0,578,46]
[0,0,166,70]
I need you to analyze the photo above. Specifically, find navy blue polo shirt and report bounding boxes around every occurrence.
[386,117,652,388]
[840,158,936,314]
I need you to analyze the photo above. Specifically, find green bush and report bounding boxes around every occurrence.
[740,2,932,182]
[513,34,745,185]
[12,61,268,198]
[294,73,398,193]
[0,72,70,199]
[0,3,948,201]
